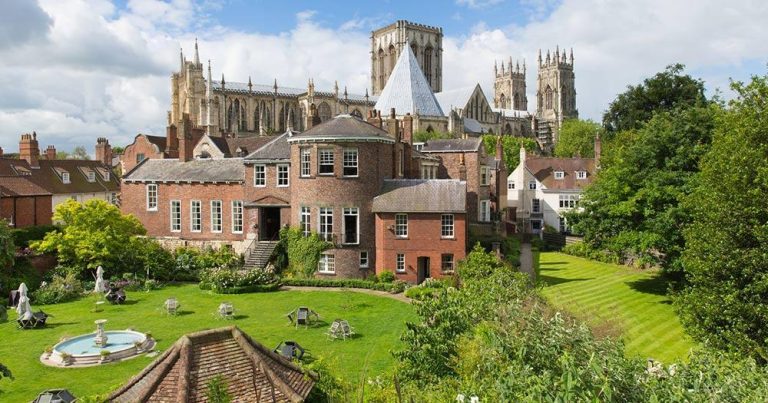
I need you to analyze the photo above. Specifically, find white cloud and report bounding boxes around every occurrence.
[0,0,766,153]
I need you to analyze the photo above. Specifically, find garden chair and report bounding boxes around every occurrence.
[274,341,306,361]
[217,302,234,320]
[326,320,343,340]
[296,307,309,328]
[105,285,126,305]
[17,311,48,329]
[339,320,355,339]
[164,298,180,315]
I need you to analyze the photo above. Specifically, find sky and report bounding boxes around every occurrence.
[1,0,766,154]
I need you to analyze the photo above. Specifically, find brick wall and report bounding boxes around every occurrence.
[0,195,52,227]
[121,181,246,241]
[375,212,466,283]
[122,135,165,173]
[432,151,492,225]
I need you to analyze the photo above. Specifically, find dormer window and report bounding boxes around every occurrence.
[554,171,564,180]
[103,171,110,181]
[62,171,70,184]
[87,171,96,182]
[528,180,537,190]
[576,171,587,180]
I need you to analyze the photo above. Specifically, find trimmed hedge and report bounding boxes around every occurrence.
[200,282,281,294]
[282,278,407,294]
[12,225,58,248]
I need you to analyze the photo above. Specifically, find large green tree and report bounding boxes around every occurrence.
[676,74,768,362]
[554,119,603,158]
[602,64,707,135]
[482,135,538,171]
[570,104,717,271]
[31,199,145,275]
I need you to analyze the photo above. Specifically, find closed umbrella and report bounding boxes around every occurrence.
[16,283,32,320]
[94,266,107,293]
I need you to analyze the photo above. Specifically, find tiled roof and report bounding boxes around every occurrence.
[225,136,277,157]
[420,138,482,153]
[374,45,444,117]
[373,179,467,213]
[123,158,245,183]
[525,156,596,191]
[0,176,51,196]
[244,132,291,162]
[288,115,394,143]
[0,159,119,195]
[110,326,316,403]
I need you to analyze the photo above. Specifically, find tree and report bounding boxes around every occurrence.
[31,199,145,276]
[0,220,14,270]
[554,119,603,158]
[71,146,90,160]
[602,64,707,135]
[413,131,452,143]
[482,135,538,171]
[570,104,717,271]
[676,74,768,362]
[111,146,125,155]
[55,151,70,159]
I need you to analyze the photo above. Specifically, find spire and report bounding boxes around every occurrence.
[194,38,200,65]
[494,60,497,76]
[206,61,212,135]
[248,76,253,92]
[221,73,225,90]
[364,88,369,103]
[569,47,574,64]
[334,80,339,98]
[273,78,278,95]
[523,59,526,74]
[206,60,212,99]
[179,47,184,72]
[343,86,349,113]
[515,60,520,73]
[508,56,513,73]
[546,50,550,65]
[538,49,542,67]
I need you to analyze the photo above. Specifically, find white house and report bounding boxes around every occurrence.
[507,144,598,233]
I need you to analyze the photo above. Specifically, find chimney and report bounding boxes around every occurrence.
[367,109,383,129]
[166,126,179,157]
[45,145,56,160]
[19,132,40,168]
[178,114,193,162]
[95,137,112,166]
[386,108,399,141]
[519,145,527,168]
[402,113,414,146]
[594,131,602,169]
[495,135,503,162]
[459,153,467,181]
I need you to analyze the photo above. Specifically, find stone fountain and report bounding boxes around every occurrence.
[93,319,108,348]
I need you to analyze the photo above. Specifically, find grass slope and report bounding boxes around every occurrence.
[537,252,695,363]
[0,284,414,401]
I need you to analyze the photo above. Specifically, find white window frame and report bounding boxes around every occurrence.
[528,180,537,190]
[146,183,158,211]
[396,253,406,273]
[508,181,515,190]
[254,165,266,187]
[343,148,358,177]
[532,198,541,213]
[300,148,311,177]
[318,252,335,274]
[479,200,491,222]
[61,171,70,184]
[359,251,369,268]
[441,214,455,238]
[319,207,333,241]
[300,207,311,237]
[441,254,454,272]
[210,200,223,233]
[231,200,243,234]
[395,214,408,238]
[110,192,118,205]
[103,171,110,181]
[576,170,587,180]
[170,200,181,232]
[190,200,202,232]
[318,148,334,175]
[277,164,290,187]
[343,207,359,245]
[554,171,564,180]
[87,171,96,182]
[480,166,490,186]
[559,194,580,209]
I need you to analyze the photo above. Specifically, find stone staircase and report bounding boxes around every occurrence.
[244,241,279,270]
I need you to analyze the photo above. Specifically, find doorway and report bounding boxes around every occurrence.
[416,257,431,285]
[260,207,281,240]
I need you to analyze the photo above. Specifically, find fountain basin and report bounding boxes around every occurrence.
[43,330,154,367]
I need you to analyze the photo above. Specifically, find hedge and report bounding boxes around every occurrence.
[200,282,281,294]
[282,278,407,294]
[12,225,58,248]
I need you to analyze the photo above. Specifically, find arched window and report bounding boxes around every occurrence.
[388,45,396,74]
[263,105,271,130]
[499,94,506,109]
[513,93,520,110]
[378,48,385,89]
[350,109,363,119]
[424,46,433,83]
[299,104,307,131]
[254,106,260,130]
[318,102,332,122]
[503,123,512,135]
[278,105,285,132]
[426,125,434,133]
[411,43,418,58]
[561,85,568,112]
[239,101,247,132]
[545,86,553,110]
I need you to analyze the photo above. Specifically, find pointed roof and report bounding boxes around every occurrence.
[288,114,394,144]
[374,46,444,117]
[109,326,316,402]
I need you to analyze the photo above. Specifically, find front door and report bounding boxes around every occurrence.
[260,207,281,240]
[416,257,431,285]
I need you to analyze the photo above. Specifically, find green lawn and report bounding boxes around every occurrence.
[537,252,695,363]
[0,284,415,401]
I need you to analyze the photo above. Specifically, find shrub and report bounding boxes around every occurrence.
[32,272,84,304]
[11,225,58,249]
[562,241,621,265]
[199,267,276,293]
[279,227,332,278]
[378,271,396,283]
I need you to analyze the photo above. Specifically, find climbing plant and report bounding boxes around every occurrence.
[277,227,332,278]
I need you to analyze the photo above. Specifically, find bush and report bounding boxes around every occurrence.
[378,271,396,283]
[199,267,276,293]
[11,225,58,249]
[562,241,621,265]
[281,278,407,294]
[1,257,42,296]
[32,272,84,304]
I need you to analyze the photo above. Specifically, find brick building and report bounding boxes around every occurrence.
[0,177,52,227]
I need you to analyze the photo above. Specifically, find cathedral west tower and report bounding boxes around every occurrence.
[493,58,527,110]
[371,20,443,95]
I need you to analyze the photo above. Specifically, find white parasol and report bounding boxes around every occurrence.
[16,283,32,320]
[94,266,107,293]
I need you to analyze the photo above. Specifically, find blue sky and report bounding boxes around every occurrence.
[0,0,766,152]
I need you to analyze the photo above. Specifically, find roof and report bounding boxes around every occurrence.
[225,136,277,157]
[463,118,483,134]
[492,107,531,118]
[110,326,316,403]
[288,115,394,143]
[525,156,596,191]
[143,134,168,153]
[0,176,51,197]
[212,80,373,104]
[244,132,291,161]
[433,85,476,113]
[420,138,482,153]
[0,159,120,195]
[123,158,245,183]
[373,179,467,213]
[374,45,444,117]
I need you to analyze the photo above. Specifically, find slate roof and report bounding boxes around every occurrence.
[0,159,119,195]
[110,326,316,403]
[525,157,596,191]
[420,138,482,153]
[0,176,51,197]
[463,118,483,134]
[123,158,244,183]
[288,115,394,143]
[373,179,467,213]
[244,132,291,162]
[374,45,444,117]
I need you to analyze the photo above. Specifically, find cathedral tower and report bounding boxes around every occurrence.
[371,20,443,96]
[169,39,205,127]
[493,57,527,110]
[535,46,577,124]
